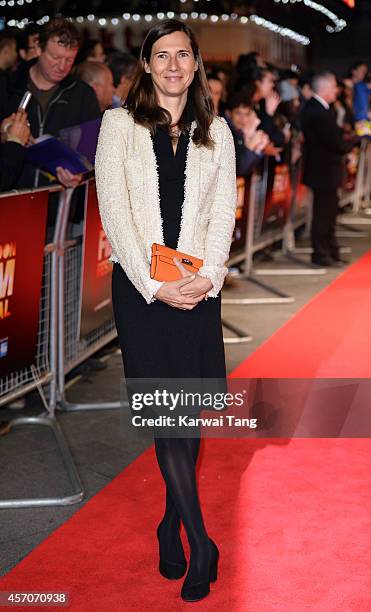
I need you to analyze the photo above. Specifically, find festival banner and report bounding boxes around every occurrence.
[261,160,292,233]
[78,181,114,340]
[0,190,48,377]
[230,176,250,254]
[292,160,312,222]
[293,181,311,221]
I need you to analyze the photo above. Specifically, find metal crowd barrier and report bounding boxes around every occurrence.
[254,157,327,277]
[225,141,370,297]
[360,139,371,210]
[0,186,83,509]
[55,181,124,412]
[0,242,53,407]
[256,141,371,263]
[2,141,368,507]
[338,138,371,229]
[223,157,296,306]
[221,175,253,344]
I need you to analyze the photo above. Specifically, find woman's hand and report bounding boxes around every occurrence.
[179,275,212,298]
[153,258,212,309]
[175,258,213,299]
[154,275,206,309]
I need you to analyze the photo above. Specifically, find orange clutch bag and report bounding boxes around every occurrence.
[150,243,203,282]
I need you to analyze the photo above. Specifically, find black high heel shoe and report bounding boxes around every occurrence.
[180,538,219,602]
[157,522,187,580]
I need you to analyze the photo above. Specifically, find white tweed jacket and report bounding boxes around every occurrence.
[95,107,237,304]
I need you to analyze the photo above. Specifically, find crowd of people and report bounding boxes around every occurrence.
[0,17,369,263]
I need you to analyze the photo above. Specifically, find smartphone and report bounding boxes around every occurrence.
[18,91,32,111]
[1,91,32,136]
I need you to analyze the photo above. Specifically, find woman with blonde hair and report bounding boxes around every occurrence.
[95,19,237,602]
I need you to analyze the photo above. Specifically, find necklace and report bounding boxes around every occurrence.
[169,122,181,140]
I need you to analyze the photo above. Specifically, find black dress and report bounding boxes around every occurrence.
[112,104,226,408]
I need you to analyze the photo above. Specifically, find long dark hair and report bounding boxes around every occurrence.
[233,65,267,102]
[124,19,214,148]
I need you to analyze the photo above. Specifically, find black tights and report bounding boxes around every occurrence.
[154,435,210,577]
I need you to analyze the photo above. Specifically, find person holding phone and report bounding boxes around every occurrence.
[6,17,100,189]
[95,19,237,603]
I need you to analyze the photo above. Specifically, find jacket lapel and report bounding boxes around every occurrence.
[132,122,164,246]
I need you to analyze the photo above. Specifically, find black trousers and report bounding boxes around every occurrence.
[311,188,340,261]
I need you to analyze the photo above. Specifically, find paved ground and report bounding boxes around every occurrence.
[1,218,370,577]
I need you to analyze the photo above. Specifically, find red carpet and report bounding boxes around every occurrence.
[1,253,371,611]
[232,250,371,378]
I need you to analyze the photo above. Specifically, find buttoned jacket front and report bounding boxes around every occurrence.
[95,107,237,304]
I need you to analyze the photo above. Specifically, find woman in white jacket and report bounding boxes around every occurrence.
[95,19,237,603]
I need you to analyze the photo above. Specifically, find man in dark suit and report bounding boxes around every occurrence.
[301,72,356,266]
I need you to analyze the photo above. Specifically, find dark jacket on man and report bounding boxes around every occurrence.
[0,141,25,192]
[301,97,355,190]
[6,59,101,188]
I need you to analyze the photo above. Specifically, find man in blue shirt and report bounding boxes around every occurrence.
[349,61,370,122]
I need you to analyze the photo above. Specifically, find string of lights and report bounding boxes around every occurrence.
[249,14,309,45]
[0,0,39,6]
[5,11,311,46]
[273,0,347,32]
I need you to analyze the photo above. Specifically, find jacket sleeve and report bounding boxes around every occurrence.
[0,141,25,192]
[197,119,238,297]
[95,110,164,304]
[309,112,354,155]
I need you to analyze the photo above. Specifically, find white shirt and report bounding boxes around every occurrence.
[312,93,330,111]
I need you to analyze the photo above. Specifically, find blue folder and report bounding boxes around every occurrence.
[59,118,102,165]
[26,135,91,176]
